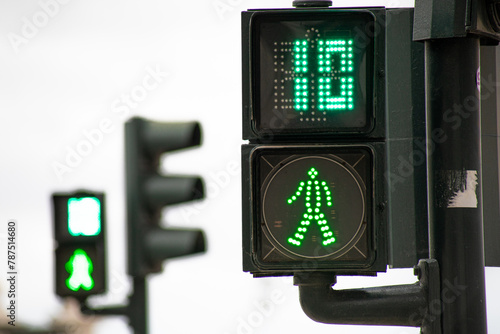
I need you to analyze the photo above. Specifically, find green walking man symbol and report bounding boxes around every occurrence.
[286,167,336,247]
[65,248,95,292]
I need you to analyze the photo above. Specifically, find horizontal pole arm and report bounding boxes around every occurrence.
[295,259,440,330]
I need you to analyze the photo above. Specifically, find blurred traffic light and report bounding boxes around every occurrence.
[125,117,206,277]
[53,191,106,299]
[67,197,101,236]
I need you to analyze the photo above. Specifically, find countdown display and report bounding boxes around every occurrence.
[253,146,374,268]
[252,12,375,134]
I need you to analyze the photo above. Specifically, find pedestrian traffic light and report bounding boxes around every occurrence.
[242,7,389,277]
[243,143,385,275]
[126,117,206,277]
[242,6,429,276]
[53,191,106,299]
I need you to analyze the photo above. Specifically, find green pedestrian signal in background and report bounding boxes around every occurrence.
[53,191,106,299]
[65,248,95,292]
[253,151,371,265]
[67,197,101,237]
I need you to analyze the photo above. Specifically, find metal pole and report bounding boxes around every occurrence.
[424,37,487,333]
[128,276,148,334]
[81,276,148,334]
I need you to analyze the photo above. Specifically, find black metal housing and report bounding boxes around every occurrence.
[384,9,429,267]
[413,0,500,43]
[242,143,387,276]
[125,117,206,277]
[242,8,387,142]
[242,7,430,277]
[52,190,107,299]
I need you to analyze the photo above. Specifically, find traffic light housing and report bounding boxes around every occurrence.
[126,117,206,277]
[242,9,384,140]
[242,7,429,276]
[53,191,106,299]
[413,0,500,43]
[244,144,384,273]
[242,8,389,277]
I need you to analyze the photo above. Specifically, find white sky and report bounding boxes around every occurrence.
[0,0,499,333]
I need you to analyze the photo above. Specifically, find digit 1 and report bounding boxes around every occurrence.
[293,40,309,111]
[317,39,355,111]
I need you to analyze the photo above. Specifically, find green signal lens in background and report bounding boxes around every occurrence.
[65,248,95,292]
[67,197,101,237]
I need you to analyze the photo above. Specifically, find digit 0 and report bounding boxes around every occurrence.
[292,38,355,112]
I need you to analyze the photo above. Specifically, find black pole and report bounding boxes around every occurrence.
[424,37,487,333]
[81,276,148,334]
[128,276,148,334]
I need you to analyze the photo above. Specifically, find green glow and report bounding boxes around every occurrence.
[294,46,309,72]
[292,48,309,111]
[67,197,101,236]
[316,39,355,111]
[286,167,336,247]
[65,249,95,292]
[292,38,355,112]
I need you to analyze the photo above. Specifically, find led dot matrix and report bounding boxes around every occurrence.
[255,12,374,133]
[292,38,355,113]
[286,167,336,247]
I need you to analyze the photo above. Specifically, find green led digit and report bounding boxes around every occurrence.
[292,38,355,113]
[317,39,355,111]
[292,40,309,111]
[67,197,101,237]
[65,249,95,292]
[286,167,336,247]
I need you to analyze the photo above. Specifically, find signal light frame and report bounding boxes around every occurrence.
[52,191,107,299]
[242,8,389,277]
[53,193,105,243]
[242,144,388,276]
[242,8,387,142]
[251,11,376,136]
[55,243,106,298]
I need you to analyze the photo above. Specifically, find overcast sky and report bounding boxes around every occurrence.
[0,0,499,333]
